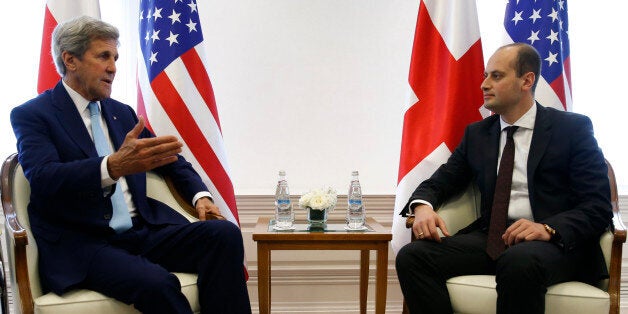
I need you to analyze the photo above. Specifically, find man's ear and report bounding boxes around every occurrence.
[521,72,535,91]
[62,51,76,72]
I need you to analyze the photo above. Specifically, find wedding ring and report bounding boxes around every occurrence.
[417,232,424,238]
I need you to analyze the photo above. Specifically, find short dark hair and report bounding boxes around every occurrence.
[501,43,541,92]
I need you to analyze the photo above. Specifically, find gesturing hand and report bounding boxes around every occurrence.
[412,204,450,242]
[107,116,183,179]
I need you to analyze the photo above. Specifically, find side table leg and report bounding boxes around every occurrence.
[360,250,369,314]
[257,243,271,314]
[375,244,388,314]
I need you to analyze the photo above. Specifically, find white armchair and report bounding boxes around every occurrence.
[1,153,222,314]
[403,160,626,314]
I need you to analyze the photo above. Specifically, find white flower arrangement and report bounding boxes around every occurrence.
[298,187,338,211]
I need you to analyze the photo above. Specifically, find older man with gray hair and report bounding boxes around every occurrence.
[11,16,251,314]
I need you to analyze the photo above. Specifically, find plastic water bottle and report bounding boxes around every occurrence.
[346,170,366,229]
[274,170,294,229]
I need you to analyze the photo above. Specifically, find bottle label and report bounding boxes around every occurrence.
[277,199,291,205]
[349,199,362,205]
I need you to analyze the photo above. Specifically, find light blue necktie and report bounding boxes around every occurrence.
[88,101,133,233]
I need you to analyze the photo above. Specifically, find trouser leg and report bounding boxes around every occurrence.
[495,240,583,314]
[143,220,252,314]
[81,244,193,314]
[395,231,493,314]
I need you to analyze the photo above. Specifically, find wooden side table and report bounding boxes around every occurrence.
[252,217,392,314]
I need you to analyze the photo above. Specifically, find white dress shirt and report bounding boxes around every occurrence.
[499,104,535,221]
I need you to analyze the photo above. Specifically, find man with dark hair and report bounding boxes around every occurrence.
[396,43,612,313]
[11,16,251,314]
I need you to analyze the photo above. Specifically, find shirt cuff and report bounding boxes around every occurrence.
[409,200,434,215]
[192,191,213,207]
[100,155,116,188]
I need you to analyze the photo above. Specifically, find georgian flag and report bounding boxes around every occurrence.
[392,0,485,253]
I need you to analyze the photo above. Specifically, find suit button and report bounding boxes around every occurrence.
[103,214,111,220]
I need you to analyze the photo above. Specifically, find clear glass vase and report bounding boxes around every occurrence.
[307,207,328,227]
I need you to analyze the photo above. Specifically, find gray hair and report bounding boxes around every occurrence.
[51,15,119,76]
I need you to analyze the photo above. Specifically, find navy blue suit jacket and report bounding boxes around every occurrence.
[10,82,208,294]
[404,104,613,283]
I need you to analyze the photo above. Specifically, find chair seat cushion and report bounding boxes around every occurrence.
[446,275,610,314]
[34,273,199,314]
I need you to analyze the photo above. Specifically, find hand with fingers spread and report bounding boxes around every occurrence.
[107,116,183,179]
[411,204,450,242]
[502,218,551,246]
[196,197,222,221]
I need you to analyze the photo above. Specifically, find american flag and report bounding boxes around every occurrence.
[504,0,571,111]
[137,0,241,230]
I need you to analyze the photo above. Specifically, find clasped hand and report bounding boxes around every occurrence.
[107,116,183,179]
[502,219,551,245]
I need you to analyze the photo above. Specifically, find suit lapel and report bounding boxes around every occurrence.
[51,83,97,157]
[527,103,553,188]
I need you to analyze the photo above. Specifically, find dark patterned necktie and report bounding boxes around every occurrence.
[486,126,518,260]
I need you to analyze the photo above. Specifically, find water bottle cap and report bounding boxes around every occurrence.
[352,170,359,176]
[279,170,286,176]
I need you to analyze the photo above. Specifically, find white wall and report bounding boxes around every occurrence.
[1,1,627,195]
[198,0,418,194]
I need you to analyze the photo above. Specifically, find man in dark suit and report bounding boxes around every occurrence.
[395,43,612,313]
[10,16,251,314]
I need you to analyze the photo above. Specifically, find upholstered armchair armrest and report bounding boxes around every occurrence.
[608,210,626,314]
[163,175,225,221]
[1,154,34,314]
[4,212,34,314]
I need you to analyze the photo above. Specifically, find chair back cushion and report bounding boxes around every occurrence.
[436,184,481,236]
[145,171,198,223]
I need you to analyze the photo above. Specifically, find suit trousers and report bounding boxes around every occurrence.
[395,230,585,314]
[78,217,251,314]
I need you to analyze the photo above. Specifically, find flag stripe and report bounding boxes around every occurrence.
[179,49,222,131]
[149,71,239,220]
[549,75,567,110]
[162,56,229,164]
[136,75,155,133]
